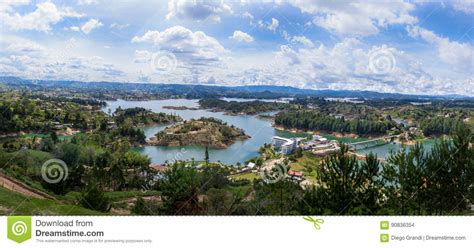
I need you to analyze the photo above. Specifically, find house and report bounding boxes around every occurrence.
[288,170,304,181]
[150,163,169,180]
[247,162,256,169]
[150,163,169,173]
[271,136,296,155]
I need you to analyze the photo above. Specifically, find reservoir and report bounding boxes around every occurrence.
[103,99,433,165]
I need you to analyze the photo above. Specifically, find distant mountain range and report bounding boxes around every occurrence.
[0,76,472,100]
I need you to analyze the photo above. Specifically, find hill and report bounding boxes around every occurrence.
[147,117,250,148]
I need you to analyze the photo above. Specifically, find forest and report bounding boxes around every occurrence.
[274,110,396,135]
[198,98,288,114]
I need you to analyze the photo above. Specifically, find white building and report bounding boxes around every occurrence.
[312,135,328,143]
[271,136,296,155]
[247,162,256,169]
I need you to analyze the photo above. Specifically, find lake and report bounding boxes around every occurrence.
[103,99,311,165]
[354,140,436,159]
[103,99,433,165]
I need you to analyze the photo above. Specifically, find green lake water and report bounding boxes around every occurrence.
[103,99,434,165]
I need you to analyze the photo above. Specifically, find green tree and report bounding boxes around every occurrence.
[359,153,383,214]
[383,143,428,214]
[316,144,364,214]
[251,179,303,215]
[199,165,229,191]
[423,124,473,213]
[132,196,156,215]
[202,188,238,215]
[79,183,111,212]
[160,162,201,215]
[50,131,58,144]
[204,146,209,164]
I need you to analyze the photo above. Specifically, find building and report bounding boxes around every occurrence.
[247,162,256,169]
[150,164,169,173]
[288,170,304,181]
[150,163,169,180]
[312,135,328,143]
[302,135,331,150]
[271,136,296,155]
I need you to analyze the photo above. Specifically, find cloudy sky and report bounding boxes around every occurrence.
[0,0,473,95]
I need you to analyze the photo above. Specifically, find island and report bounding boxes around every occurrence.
[162,105,199,110]
[198,98,287,115]
[114,107,182,126]
[147,117,250,148]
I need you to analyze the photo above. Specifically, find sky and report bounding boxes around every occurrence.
[0,0,473,96]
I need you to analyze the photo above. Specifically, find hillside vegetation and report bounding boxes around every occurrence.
[149,117,250,148]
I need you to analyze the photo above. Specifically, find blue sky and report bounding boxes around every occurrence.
[0,0,473,95]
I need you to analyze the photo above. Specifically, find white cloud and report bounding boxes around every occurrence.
[0,2,82,32]
[289,0,417,36]
[166,0,232,22]
[408,25,473,71]
[66,26,80,31]
[80,18,103,34]
[1,36,44,53]
[242,11,253,20]
[77,0,99,5]
[268,17,279,31]
[110,22,129,30]
[0,0,471,95]
[0,0,30,13]
[132,26,226,67]
[226,38,467,95]
[291,36,314,47]
[229,30,254,43]
[133,50,153,63]
[450,0,474,14]
[415,0,474,14]
[0,37,126,81]
[276,45,301,65]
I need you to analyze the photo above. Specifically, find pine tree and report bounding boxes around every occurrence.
[79,183,111,212]
[204,146,209,164]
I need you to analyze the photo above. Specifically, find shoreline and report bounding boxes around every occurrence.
[272,124,361,139]
[145,134,251,149]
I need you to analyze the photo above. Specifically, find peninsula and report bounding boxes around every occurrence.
[147,117,250,148]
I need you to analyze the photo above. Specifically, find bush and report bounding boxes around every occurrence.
[78,183,111,212]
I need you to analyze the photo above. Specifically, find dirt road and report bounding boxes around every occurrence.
[0,172,54,199]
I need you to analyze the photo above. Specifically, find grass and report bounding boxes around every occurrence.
[62,190,161,202]
[230,171,260,181]
[225,184,252,199]
[322,134,367,143]
[21,132,83,141]
[1,149,54,194]
[290,151,320,183]
[0,187,103,215]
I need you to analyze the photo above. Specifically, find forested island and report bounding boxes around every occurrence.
[114,107,182,126]
[147,117,250,148]
[162,106,199,110]
[198,98,288,115]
